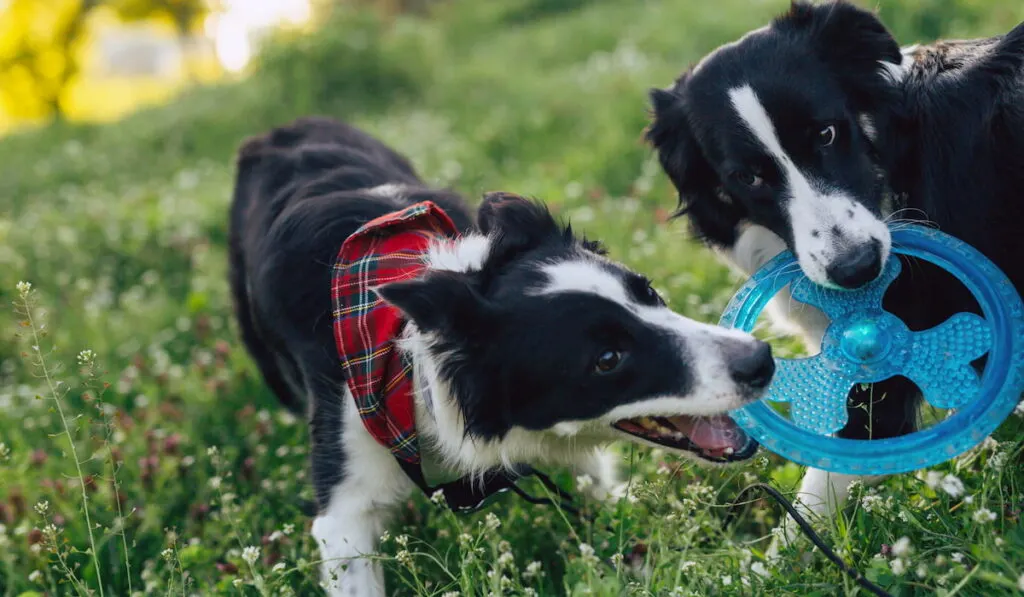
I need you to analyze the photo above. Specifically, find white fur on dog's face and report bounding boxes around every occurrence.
[536,258,764,417]
[727,85,891,288]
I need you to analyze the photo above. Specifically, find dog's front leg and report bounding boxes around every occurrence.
[310,387,412,597]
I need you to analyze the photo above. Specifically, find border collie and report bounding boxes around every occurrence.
[646,0,1024,556]
[228,117,776,595]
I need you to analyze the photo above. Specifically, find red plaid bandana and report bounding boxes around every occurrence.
[332,201,458,465]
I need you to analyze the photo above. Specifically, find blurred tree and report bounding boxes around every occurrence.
[0,0,103,122]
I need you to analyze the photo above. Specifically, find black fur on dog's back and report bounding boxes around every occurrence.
[228,117,473,416]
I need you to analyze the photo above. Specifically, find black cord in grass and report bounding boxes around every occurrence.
[726,482,893,597]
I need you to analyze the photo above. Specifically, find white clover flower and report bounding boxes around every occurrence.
[0,442,9,461]
[484,513,501,531]
[34,501,48,515]
[575,474,594,491]
[951,552,965,564]
[28,570,43,583]
[161,548,174,561]
[579,543,597,562]
[242,545,260,565]
[206,446,218,457]
[232,579,243,588]
[283,523,294,536]
[972,508,997,523]
[721,575,732,586]
[524,560,543,578]
[458,532,473,547]
[939,474,964,498]
[208,476,222,490]
[892,536,912,558]
[923,470,943,489]
[996,537,1006,547]
[861,493,884,513]
[272,562,287,573]
[395,534,409,547]
[890,559,906,575]
[16,281,33,298]
[916,564,928,579]
[497,552,514,567]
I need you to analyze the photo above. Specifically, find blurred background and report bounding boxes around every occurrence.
[1,1,1023,595]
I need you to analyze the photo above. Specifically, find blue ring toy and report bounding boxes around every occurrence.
[719,224,1024,475]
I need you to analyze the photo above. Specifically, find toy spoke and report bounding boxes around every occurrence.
[772,356,854,434]
[904,313,992,409]
[789,257,901,321]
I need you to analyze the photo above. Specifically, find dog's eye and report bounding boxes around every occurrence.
[645,283,664,305]
[594,350,623,374]
[818,125,837,147]
[732,171,764,188]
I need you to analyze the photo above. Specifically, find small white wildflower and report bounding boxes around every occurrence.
[680,560,698,572]
[890,558,906,575]
[1018,573,1024,591]
[430,489,446,506]
[579,543,598,564]
[861,493,884,514]
[206,446,218,457]
[380,530,391,543]
[923,470,943,489]
[751,561,769,577]
[33,501,48,515]
[268,531,284,542]
[892,536,912,558]
[161,548,174,561]
[575,474,594,491]
[458,532,473,547]
[524,560,543,578]
[272,562,286,573]
[208,476,222,490]
[242,545,260,565]
[395,550,413,567]
[952,552,965,564]
[497,552,514,567]
[16,281,32,298]
[395,534,409,547]
[28,569,43,583]
[523,590,537,597]
[484,512,501,531]
[610,553,624,567]
[0,442,9,461]
[722,575,732,586]
[916,564,928,579]
[988,450,1009,470]
[996,537,1006,547]
[939,474,965,498]
[964,495,974,504]
[972,508,997,523]
[282,523,294,536]
[232,578,243,588]
[77,349,96,367]
[442,592,461,597]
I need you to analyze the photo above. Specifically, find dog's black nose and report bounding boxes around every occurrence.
[725,340,775,390]
[826,241,882,289]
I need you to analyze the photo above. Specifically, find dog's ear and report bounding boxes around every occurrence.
[375,271,487,335]
[476,191,564,266]
[780,2,901,109]
[645,83,746,246]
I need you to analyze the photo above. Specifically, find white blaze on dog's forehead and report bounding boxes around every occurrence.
[538,259,633,307]
[727,84,890,285]
[365,183,410,199]
[427,234,490,273]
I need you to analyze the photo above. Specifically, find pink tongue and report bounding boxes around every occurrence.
[670,415,746,453]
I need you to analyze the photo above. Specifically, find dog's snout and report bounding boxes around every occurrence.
[826,240,882,289]
[725,339,775,390]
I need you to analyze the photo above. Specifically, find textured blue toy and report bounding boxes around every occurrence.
[719,224,1024,475]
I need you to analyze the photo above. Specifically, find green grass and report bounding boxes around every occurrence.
[2,0,1023,595]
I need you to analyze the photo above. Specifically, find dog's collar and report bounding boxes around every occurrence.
[331,201,558,512]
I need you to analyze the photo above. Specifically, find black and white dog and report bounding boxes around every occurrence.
[646,0,1024,555]
[228,117,776,595]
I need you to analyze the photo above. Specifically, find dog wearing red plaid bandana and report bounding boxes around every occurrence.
[228,117,775,596]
